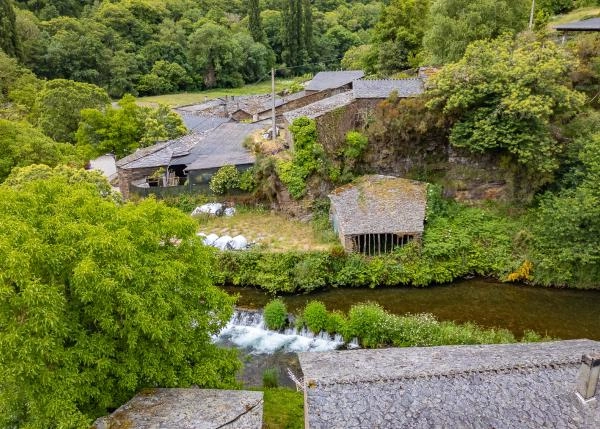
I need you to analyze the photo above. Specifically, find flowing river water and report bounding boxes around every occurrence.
[214,278,600,387]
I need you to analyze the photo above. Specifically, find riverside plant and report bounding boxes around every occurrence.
[273,300,551,349]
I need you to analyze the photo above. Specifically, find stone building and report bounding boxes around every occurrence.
[328,175,427,255]
[93,388,263,429]
[116,122,262,198]
[299,340,600,429]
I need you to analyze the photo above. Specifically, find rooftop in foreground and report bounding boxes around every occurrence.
[299,340,600,429]
[94,388,263,429]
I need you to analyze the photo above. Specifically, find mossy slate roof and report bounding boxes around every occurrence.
[299,340,600,429]
[329,175,427,236]
[94,388,263,429]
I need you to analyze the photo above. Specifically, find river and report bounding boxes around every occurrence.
[215,278,600,387]
[222,278,600,340]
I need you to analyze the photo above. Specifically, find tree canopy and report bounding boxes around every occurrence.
[76,94,186,159]
[0,165,240,428]
[428,35,585,176]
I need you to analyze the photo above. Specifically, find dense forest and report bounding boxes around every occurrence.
[1,0,600,426]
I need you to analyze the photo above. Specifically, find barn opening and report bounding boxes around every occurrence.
[350,233,414,255]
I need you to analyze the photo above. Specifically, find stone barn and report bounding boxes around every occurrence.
[328,175,427,255]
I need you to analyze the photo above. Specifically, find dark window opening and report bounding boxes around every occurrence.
[350,233,414,256]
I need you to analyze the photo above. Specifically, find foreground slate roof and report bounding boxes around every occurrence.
[299,340,600,429]
[283,91,355,123]
[305,70,365,91]
[353,78,424,99]
[94,389,263,429]
[116,122,261,171]
[554,17,600,31]
[329,175,427,235]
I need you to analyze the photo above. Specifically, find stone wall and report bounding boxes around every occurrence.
[117,166,163,199]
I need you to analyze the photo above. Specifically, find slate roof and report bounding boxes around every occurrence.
[554,17,600,31]
[116,122,260,171]
[175,113,229,133]
[305,70,365,91]
[299,340,600,429]
[329,175,427,235]
[183,122,262,171]
[353,78,424,99]
[116,135,199,169]
[94,389,263,429]
[283,91,355,123]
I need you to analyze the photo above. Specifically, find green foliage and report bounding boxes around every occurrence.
[262,368,279,388]
[215,202,526,292]
[33,79,110,143]
[158,192,210,214]
[261,388,304,429]
[298,301,545,349]
[0,166,240,428]
[137,61,192,95]
[248,0,264,43]
[330,130,368,183]
[278,117,325,199]
[0,0,22,59]
[263,299,288,330]
[0,119,82,181]
[302,301,329,333]
[530,134,600,287]
[423,0,529,64]
[429,34,586,177]
[372,0,430,72]
[76,94,186,158]
[209,165,241,194]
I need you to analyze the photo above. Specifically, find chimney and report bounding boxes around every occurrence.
[576,353,600,402]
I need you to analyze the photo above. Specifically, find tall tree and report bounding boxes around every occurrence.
[282,0,305,68]
[428,35,585,179]
[423,0,529,64]
[248,0,264,43]
[0,0,22,59]
[32,79,110,143]
[0,165,240,428]
[302,0,313,62]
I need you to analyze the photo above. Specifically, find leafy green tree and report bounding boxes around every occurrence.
[428,35,585,176]
[372,0,430,73]
[261,9,284,63]
[0,165,240,428]
[187,22,243,88]
[282,0,306,68]
[531,134,600,287]
[248,0,264,42]
[76,94,186,158]
[341,44,378,75]
[0,0,22,59]
[423,0,529,64]
[0,119,81,181]
[32,79,110,143]
[137,60,192,95]
[233,33,274,83]
[323,25,360,64]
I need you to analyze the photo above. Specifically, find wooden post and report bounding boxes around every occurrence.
[377,234,381,256]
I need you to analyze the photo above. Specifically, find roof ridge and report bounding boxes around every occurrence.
[311,358,581,387]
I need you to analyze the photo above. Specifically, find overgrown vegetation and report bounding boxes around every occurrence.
[209,165,241,195]
[267,299,549,348]
[263,299,288,330]
[261,388,304,429]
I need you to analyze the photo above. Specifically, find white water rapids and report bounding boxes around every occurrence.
[214,310,358,354]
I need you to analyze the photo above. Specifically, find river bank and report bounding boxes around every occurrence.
[221,278,600,340]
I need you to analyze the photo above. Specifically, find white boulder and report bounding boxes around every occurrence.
[203,233,219,246]
[213,235,233,250]
[191,203,223,216]
[229,235,248,250]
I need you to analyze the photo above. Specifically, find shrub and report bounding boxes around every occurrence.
[210,165,240,194]
[325,310,348,336]
[263,299,288,330]
[262,368,279,388]
[303,301,329,334]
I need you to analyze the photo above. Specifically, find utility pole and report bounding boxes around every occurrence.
[529,0,535,30]
[271,68,276,141]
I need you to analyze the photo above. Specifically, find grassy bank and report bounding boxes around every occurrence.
[261,388,304,429]
[214,202,526,293]
[136,79,295,107]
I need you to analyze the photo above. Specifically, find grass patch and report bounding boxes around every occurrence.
[261,388,304,429]
[549,6,600,26]
[136,79,295,107]
[198,208,337,252]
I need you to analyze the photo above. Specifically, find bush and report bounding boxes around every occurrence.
[210,165,240,194]
[263,299,288,330]
[262,368,279,388]
[325,310,348,336]
[303,301,329,334]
